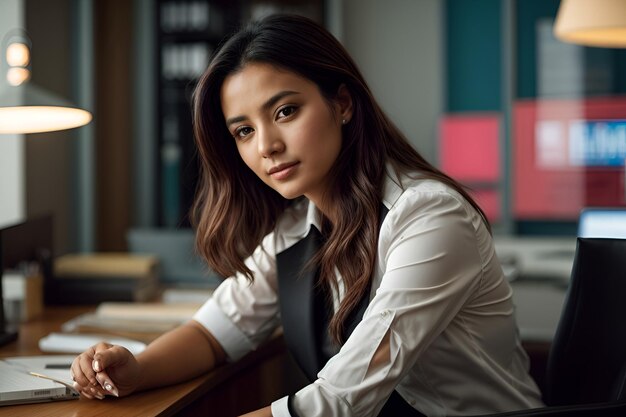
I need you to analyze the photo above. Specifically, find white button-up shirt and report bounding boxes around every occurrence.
[193,171,544,416]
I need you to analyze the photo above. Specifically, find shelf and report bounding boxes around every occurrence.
[159,31,223,44]
[154,0,325,228]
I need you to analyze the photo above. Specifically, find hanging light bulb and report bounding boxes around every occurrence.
[0,28,92,134]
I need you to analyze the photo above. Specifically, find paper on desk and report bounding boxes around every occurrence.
[60,302,201,343]
[62,312,180,334]
[39,332,147,355]
[95,301,202,322]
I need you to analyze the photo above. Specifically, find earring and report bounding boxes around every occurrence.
[342,119,348,125]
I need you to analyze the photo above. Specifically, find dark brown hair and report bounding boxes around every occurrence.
[191,14,490,344]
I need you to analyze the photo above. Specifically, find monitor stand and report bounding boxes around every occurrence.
[0,237,19,347]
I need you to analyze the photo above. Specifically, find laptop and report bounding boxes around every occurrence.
[0,355,78,406]
[578,208,626,238]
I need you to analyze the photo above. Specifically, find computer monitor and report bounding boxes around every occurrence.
[0,215,53,346]
[0,228,18,346]
[578,208,626,238]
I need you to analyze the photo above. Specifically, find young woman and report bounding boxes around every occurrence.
[71,14,543,417]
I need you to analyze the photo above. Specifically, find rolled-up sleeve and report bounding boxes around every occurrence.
[192,232,282,361]
[273,189,486,417]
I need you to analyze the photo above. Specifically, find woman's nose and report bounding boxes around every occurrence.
[257,128,285,158]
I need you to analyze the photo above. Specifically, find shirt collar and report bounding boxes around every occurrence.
[303,164,405,231]
[381,164,404,210]
[305,197,322,231]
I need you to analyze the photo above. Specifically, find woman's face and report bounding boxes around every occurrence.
[220,62,352,210]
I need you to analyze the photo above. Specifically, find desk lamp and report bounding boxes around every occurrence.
[0,29,92,346]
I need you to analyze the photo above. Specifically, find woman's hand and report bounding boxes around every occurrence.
[70,322,226,400]
[71,342,141,400]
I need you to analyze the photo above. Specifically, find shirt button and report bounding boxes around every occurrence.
[380,310,389,318]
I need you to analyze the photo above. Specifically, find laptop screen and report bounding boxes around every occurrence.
[578,208,626,238]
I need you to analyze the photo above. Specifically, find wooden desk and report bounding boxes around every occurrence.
[0,306,306,417]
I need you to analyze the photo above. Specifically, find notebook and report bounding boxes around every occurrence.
[0,355,78,406]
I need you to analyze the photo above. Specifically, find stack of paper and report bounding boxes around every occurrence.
[38,333,146,355]
[61,301,204,343]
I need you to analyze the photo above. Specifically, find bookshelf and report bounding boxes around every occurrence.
[153,0,325,228]
[156,0,233,227]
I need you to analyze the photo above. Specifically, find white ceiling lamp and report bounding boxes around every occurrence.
[0,29,92,134]
[554,0,626,48]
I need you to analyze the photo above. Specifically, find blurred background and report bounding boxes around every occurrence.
[4,0,626,253]
[0,0,448,256]
[2,0,626,343]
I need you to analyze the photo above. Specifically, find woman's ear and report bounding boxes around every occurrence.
[335,84,353,124]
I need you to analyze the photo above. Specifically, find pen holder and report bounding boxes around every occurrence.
[2,270,44,323]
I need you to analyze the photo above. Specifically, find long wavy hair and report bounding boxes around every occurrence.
[191,14,490,344]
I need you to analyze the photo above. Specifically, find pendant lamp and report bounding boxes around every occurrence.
[0,29,92,134]
[554,0,626,48]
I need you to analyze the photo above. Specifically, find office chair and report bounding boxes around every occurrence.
[474,238,626,416]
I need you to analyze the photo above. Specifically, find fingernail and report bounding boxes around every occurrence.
[89,387,105,400]
[104,382,119,397]
[73,381,80,391]
[93,360,101,372]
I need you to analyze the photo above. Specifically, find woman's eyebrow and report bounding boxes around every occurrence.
[261,90,300,112]
[225,90,300,127]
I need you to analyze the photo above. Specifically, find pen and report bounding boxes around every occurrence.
[29,371,78,393]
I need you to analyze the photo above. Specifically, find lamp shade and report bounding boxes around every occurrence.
[1,28,92,135]
[0,82,92,134]
[554,0,626,48]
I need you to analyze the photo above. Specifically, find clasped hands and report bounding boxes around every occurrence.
[70,342,140,400]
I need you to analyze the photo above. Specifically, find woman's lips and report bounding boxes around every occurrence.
[268,162,299,180]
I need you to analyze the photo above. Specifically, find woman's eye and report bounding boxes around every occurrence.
[235,126,253,138]
[277,105,297,119]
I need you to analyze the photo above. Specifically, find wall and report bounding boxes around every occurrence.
[94,0,133,251]
[446,0,502,112]
[0,0,76,254]
[24,0,75,256]
[341,0,444,164]
[0,0,26,230]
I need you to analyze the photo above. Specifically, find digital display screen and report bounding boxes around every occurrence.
[569,120,626,167]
